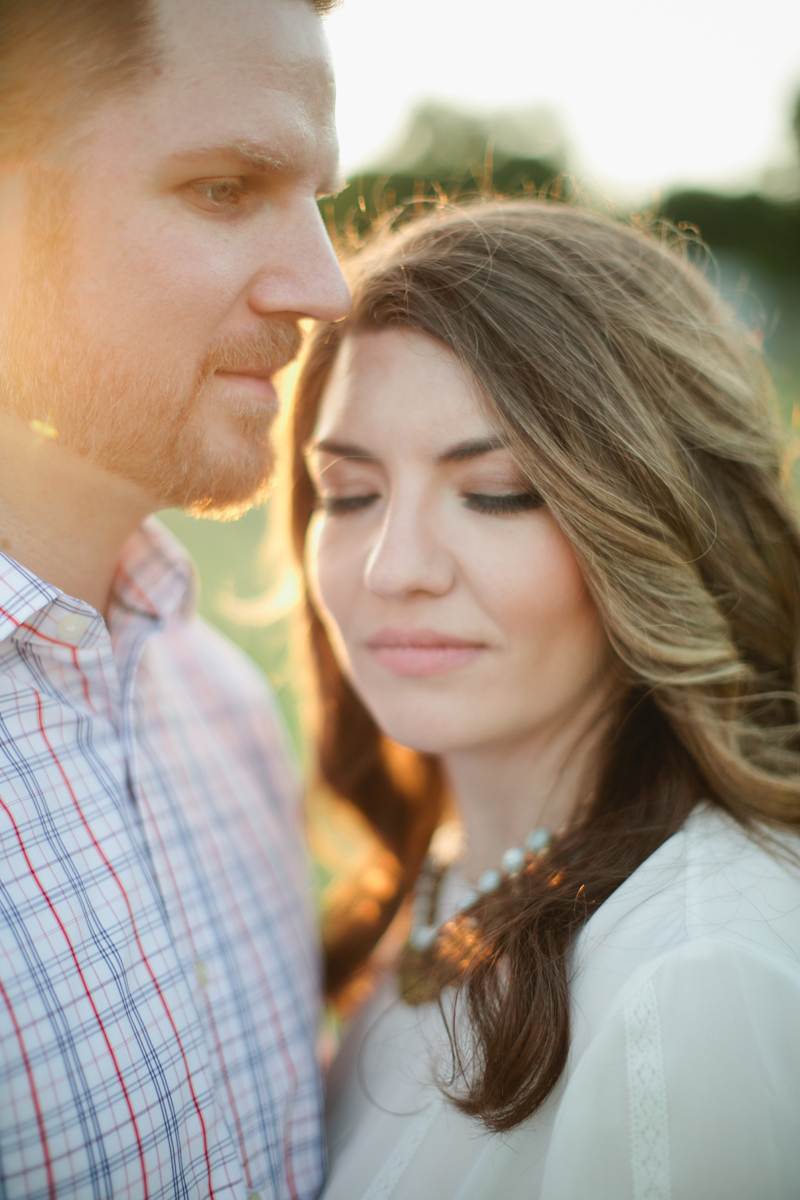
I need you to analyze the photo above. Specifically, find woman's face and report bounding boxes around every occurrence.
[305,328,610,757]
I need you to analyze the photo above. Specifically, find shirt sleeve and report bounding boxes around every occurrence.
[539,938,800,1200]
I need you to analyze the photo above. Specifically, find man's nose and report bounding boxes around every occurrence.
[364,500,455,599]
[247,197,350,323]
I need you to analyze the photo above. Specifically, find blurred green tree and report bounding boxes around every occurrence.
[659,89,800,378]
[659,87,800,279]
[658,191,800,280]
[321,101,570,244]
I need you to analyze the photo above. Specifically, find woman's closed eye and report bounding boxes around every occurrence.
[464,491,544,516]
[316,490,543,517]
[315,492,380,516]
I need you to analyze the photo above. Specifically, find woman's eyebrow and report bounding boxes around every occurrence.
[306,437,377,462]
[436,436,507,465]
[307,436,507,464]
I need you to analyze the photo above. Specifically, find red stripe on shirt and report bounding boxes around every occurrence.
[135,773,253,1190]
[0,973,56,1200]
[144,687,302,1200]
[0,791,150,1197]
[32,690,216,1199]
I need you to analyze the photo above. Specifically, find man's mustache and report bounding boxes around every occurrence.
[199,321,304,382]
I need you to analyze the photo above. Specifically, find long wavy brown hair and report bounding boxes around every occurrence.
[289,200,800,1132]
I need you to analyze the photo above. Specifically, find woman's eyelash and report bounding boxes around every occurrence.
[465,492,543,515]
[316,493,379,516]
[315,491,542,517]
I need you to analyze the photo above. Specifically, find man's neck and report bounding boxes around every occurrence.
[0,410,154,619]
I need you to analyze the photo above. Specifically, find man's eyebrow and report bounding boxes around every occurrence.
[306,438,378,462]
[436,436,507,465]
[168,140,293,173]
[168,140,343,198]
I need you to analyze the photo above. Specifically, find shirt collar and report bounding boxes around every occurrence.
[110,516,198,624]
[0,555,61,643]
[0,515,197,647]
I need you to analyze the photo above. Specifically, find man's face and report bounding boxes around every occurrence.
[0,0,350,515]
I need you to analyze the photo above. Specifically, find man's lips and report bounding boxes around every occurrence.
[215,368,279,400]
[366,628,486,676]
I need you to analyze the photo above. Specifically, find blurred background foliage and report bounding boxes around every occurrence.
[159,89,800,930]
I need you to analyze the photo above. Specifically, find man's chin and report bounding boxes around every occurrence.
[156,442,277,520]
[182,478,273,522]
[161,396,280,518]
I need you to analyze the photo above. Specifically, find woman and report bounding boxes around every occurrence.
[290,201,800,1198]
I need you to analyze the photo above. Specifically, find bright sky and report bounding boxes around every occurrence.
[324,0,800,201]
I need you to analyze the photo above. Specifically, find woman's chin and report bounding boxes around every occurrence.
[369,712,484,757]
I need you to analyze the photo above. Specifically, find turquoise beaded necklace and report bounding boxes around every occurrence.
[399,821,554,1006]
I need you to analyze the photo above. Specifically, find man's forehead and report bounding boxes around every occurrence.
[97,0,339,184]
[153,0,335,130]
[155,0,331,75]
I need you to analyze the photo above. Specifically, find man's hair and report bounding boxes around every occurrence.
[0,0,337,158]
[0,0,157,157]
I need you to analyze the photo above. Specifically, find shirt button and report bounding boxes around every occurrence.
[194,960,209,988]
[57,615,88,642]
[249,1194,263,1200]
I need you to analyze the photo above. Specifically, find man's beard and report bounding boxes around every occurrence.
[0,177,303,517]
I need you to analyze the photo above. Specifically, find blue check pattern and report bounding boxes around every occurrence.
[0,519,323,1199]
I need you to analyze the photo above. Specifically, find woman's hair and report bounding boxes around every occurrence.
[289,200,800,1131]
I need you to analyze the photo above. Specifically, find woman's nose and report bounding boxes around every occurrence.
[364,501,454,599]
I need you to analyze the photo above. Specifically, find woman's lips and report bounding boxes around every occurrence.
[366,628,485,676]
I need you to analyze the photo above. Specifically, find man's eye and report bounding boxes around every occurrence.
[187,179,247,212]
[464,492,543,516]
[317,493,379,516]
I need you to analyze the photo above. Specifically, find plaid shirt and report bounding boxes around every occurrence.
[0,518,323,1200]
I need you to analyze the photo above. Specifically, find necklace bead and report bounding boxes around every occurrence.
[456,889,479,912]
[400,824,555,1006]
[500,846,526,875]
[408,924,439,952]
[525,827,553,854]
[477,867,502,893]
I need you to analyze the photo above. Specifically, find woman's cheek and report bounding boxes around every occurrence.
[468,513,591,635]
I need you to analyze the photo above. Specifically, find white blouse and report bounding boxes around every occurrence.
[322,805,800,1200]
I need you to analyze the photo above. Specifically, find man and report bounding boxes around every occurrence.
[0,0,349,1196]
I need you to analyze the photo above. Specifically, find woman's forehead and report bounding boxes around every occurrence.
[313,328,501,451]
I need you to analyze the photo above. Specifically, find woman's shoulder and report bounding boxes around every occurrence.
[678,802,800,951]
[572,802,800,1035]
[546,807,800,1200]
